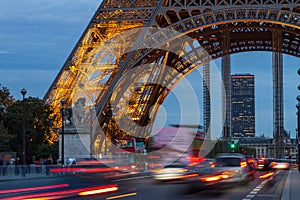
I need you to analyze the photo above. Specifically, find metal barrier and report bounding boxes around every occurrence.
[0,164,62,177]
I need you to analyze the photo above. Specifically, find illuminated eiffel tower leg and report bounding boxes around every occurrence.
[44,1,161,154]
[44,1,160,112]
[44,1,300,156]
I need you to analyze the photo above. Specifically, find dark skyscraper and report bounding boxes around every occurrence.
[231,74,255,137]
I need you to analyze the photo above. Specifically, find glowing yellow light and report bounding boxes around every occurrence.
[259,171,274,179]
[78,186,119,196]
[200,176,220,182]
[106,192,137,200]
[222,174,229,178]
[240,161,247,168]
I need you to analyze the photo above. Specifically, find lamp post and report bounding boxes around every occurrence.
[60,99,66,166]
[21,88,27,177]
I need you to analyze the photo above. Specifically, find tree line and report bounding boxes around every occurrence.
[0,84,58,163]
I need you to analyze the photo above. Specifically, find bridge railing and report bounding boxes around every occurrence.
[0,164,66,177]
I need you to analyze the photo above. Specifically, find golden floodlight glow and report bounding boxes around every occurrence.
[200,175,221,182]
[78,186,119,196]
[240,161,247,168]
[199,174,229,182]
[259,171,275,179]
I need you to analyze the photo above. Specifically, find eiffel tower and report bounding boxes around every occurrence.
[44,0,300,158]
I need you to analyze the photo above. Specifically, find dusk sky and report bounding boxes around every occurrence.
[1,1,300,139]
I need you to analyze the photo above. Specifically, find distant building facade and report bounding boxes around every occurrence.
[238,136,273,158]
[231,74,255,137]
[238,133,297,159]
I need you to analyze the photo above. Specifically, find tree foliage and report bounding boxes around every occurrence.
[0,85,16,152]
[36,142,58,161]
[0,84,15,110]
[0,84,58,161]
[0,121,16,152]
[4,97,58,160]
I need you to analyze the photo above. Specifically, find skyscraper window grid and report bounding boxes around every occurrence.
[231,74,255,137]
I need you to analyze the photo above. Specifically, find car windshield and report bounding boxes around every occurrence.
[215,158,241,167]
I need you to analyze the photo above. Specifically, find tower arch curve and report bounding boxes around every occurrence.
[44,1,300,158]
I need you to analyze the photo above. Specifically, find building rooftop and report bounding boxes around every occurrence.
[238,137,273,145]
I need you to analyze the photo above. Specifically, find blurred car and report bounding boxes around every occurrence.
[214,153,254,184]
[185,158,229,190]
[270,159,291,170]
[256,157,273,171]
[151,162,192,182]
[245,156,256,180]
[187,158,215,174]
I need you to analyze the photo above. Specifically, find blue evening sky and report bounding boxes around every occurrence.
[0,1,299,139]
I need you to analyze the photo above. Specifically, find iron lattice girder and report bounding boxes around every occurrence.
[133,9,300,67]
[95,8,156,22]
[155,8,300,31]
[44,21,144,117]
[99,8,300,135]
[46,6,300,106]
[166,0,300,8]
[96,0,160,22]
[169,23,299,73]
[102,0,160,8]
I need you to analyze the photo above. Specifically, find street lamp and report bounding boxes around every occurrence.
[60,99,66,166]
[21,88,27,177]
